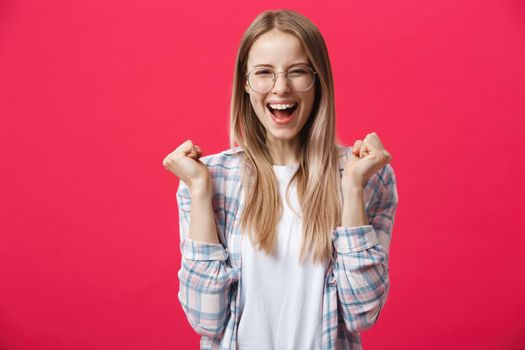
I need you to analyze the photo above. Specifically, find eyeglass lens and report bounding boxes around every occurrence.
[248,67,315,93]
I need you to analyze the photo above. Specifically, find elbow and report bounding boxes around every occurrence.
[178,298,228,338]
[176,259,239,339]
[343,301,386,333]
[342,281,390,333]
[188,318,227,338]
[177,286,229,339]
[357,303,384,332]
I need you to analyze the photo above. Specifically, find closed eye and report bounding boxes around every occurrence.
[255,69,273,75]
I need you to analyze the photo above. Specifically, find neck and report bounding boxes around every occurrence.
[266,136,301,165]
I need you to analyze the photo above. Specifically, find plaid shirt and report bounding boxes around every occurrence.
[176,145,398,350]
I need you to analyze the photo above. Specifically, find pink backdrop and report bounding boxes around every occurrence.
[1,0,524,349]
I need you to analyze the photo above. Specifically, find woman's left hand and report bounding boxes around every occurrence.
[342,132,393,191]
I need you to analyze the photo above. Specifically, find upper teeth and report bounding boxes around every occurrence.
[269,103,296,110]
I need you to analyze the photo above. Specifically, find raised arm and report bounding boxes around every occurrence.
[176,179,239,338]
[163,140,239,338]
[332,163,398,332]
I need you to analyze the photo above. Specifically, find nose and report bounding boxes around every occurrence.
[271,72,290,94]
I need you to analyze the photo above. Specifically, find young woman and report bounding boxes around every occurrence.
[163,9,398,350]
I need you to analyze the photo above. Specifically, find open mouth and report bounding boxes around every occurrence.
[266,103,298,119]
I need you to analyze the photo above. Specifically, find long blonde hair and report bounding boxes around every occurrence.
[229,9,343,265]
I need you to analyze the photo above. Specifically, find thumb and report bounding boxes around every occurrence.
[347,151,360,167]
[178,139,194,155]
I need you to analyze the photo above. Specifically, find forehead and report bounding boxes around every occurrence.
[247,30,309,69]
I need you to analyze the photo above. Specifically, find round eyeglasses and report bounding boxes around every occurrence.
[246,65,317,94]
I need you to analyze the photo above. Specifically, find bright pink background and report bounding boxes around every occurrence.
[1,0,524,349]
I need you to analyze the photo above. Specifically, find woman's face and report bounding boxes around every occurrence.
[245,29,316,144]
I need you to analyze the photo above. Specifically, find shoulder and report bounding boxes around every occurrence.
[198,146,242,170]
[199,144,396,188]
[197,147,243,188]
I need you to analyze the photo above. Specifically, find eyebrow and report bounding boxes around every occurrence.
[253,62,311,69]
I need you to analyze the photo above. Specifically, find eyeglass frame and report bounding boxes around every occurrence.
[245,65,317,94]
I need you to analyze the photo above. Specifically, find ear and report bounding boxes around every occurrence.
[244,81,250,93]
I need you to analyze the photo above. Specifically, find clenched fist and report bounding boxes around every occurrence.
[162,140,211,194]
[343,132,392,191]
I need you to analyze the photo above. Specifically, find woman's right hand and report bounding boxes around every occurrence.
[163,140,211,194]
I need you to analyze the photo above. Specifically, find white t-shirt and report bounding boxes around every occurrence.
[237,164,328,350]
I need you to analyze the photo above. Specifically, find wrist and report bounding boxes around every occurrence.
[341,190,368,227]
[189,181,212,199]
[342,170,365,190]
[342,183,364,198]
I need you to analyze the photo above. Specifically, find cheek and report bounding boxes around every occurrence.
[247,95,257,112]
[302,92,316,116]
[248,95,267,124]
[249,95,266,113]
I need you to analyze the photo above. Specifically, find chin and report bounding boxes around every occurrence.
[267,130,300,141]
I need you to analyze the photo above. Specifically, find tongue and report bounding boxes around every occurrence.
[273,108,293,119]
